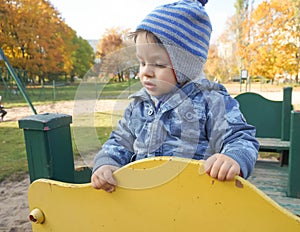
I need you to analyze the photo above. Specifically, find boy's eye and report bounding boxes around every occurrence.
[139,61,146,66]
[155,64,168,68]
[138,61,169,68]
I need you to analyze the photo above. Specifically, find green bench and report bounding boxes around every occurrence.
[235,87,293,166]
[235,87,300,198]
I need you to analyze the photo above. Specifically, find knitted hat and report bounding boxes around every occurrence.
[136,0,212,84]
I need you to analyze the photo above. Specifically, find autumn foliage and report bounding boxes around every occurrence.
[96,28,137,82]
[1,0,299,83]
[0,0,94,82]
[206,0,300,82]
[240,0,300,81]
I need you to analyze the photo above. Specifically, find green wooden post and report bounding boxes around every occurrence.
[18,113,75,183]
[281,87,292,141]
[287,111,300,198]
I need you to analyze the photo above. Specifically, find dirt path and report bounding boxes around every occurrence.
[4,99,131,122]
[0,177,31,232]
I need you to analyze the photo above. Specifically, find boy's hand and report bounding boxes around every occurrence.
[91,165,119,192]
[204,153,240,181]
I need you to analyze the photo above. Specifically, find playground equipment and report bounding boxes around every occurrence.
[235,88,300,198]
[0,66,29,96]
[235,87,292,166]
[18,113,91,183]
[18,113,300,231]
[0,48,37,114]
[27,157,300,232]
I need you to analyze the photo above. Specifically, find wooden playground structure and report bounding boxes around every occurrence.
[27,157,300,232]
[17,110,300,231]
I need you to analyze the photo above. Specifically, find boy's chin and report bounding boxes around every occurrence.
[146,90,163,97]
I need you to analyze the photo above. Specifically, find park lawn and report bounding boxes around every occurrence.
[0,121,27,181]
[0,111,121,182]
[71,111,122,162]
[2,79,142,108]
[2,84,79,107]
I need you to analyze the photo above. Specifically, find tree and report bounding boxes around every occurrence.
[0,0,94,83]
[205,44,223,81]
[234,0,253,70]
[239,0,299,81]
[290,0,300,82]
[71,36,94,79]
[1,0,65,80]
[96,27,135,82]
[205,14,241,82]
[205,1,250,82]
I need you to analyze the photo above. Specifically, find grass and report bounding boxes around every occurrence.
[0,110,123,182]
[0,121,28,181]
[71,111,123,158]
[1,79,142,108]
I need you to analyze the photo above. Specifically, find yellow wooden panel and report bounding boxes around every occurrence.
[28,157,300,232]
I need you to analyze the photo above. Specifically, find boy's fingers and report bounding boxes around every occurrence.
[204,155,217,173]
[101,182,116,193]
[226,165,240,180]
[205,155,224,179]
[102,168,118,186]
[204,154,240,181]
[91,174,115,192]
[91,165,119,191]
[217,162,233,181]
[91,174,104,189]
[103,172,117,186]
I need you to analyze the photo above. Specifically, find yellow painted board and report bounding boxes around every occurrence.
[28,157,300,232]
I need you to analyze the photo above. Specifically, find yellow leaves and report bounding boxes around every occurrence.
[97,28,124,57]
[251,1,269,22]
[239,0,299,80]
[0,0,78,77]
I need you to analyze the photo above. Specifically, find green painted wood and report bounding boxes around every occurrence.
[19,113,75,183]
[235,88,293,158]
[235,92,283,138]
[18,113,72,130]
[281,87,293,141]
[288,111,300,198]
[74,167,92,184]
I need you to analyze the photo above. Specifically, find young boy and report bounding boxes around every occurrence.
[0,96,7,122]
[91,0,259,192]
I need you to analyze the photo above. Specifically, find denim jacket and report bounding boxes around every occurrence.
[93,79,259,178]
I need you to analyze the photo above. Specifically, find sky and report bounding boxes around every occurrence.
[49,0,237,42]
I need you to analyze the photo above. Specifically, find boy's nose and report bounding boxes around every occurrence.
[141,64,154,78]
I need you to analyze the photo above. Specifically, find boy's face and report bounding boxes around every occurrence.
[136,32,178,97]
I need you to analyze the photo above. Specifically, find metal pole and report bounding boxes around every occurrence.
[53,80,56,101]
[0,48,37,114]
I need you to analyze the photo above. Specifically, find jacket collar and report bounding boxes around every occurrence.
[129,79,206,111]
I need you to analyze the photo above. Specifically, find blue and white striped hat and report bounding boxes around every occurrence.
[136,0,212,83]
